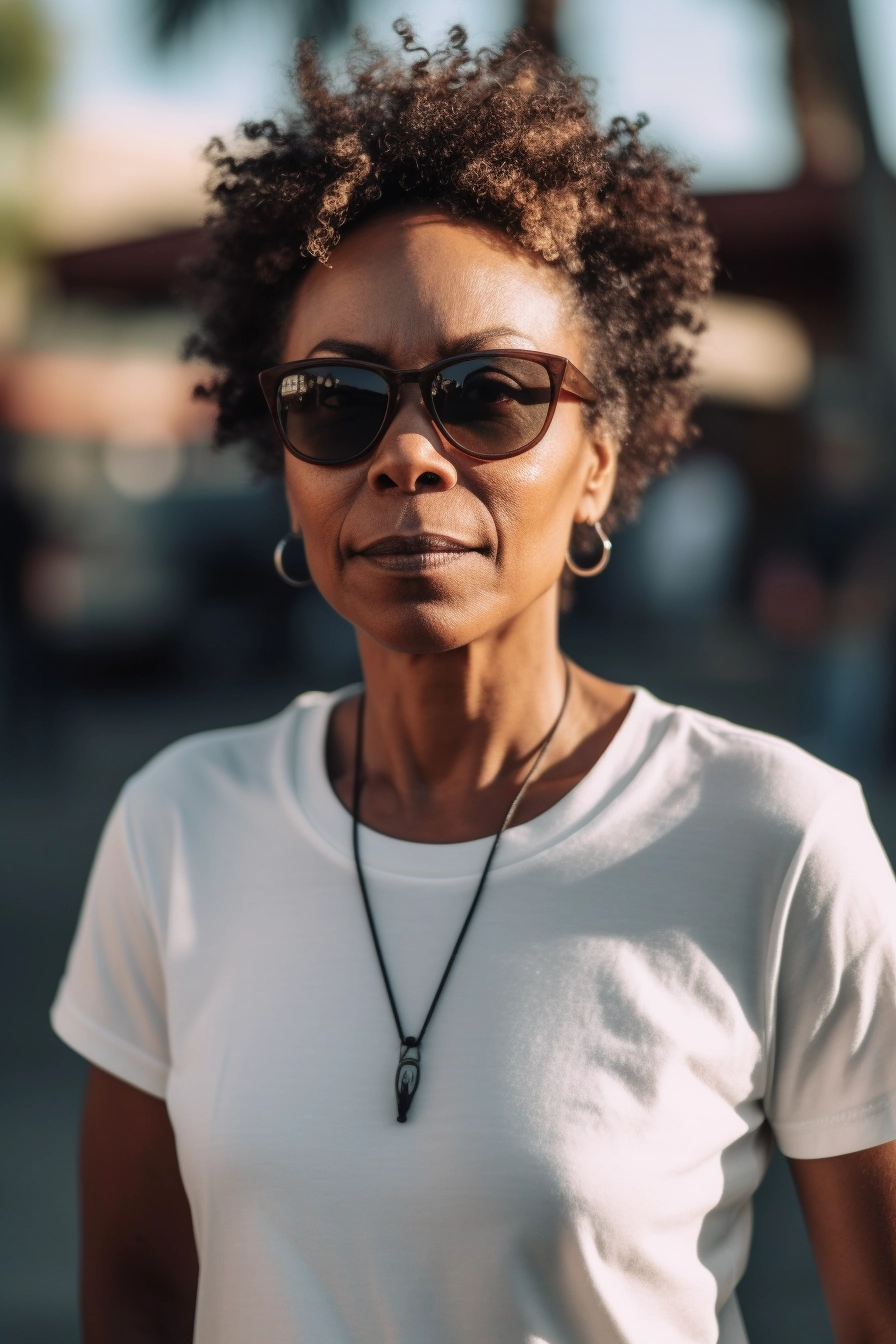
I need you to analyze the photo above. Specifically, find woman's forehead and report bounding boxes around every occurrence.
[284,210,582,364]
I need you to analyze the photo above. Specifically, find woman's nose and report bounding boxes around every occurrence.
[366,397,457,494]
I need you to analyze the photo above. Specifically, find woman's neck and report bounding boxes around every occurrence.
[326,591,633,843]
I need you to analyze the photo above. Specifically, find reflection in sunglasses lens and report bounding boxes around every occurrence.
[280,365,390,462]
[276,356,554,462]
[431,357,552,457]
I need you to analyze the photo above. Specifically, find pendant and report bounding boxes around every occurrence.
[395,1037,420,1123]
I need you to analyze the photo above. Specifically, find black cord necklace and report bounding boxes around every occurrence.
[351,661,572,1123]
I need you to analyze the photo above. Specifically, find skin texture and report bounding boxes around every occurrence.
[80,210,896,1341]
[792,1143,896,1343]
[80,1068,197,1342]
[284,210,632,842]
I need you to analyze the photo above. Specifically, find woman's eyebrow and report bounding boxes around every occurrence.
[305,329,537,362]
[305,339,384,360]
[442,328,536,354]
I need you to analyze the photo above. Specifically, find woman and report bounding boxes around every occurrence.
[52,26,896,1344]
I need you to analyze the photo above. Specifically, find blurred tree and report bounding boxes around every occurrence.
[778,0,863,183]
[520,0,558,50]
[0,0,53,122]
[151,0,559,48]
[150,0,350,46]
[780,0,896,483]
[0,0,53,345]
[774,0,896,766]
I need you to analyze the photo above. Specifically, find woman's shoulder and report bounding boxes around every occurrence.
[637,688,863,828]
[120,686,350,817]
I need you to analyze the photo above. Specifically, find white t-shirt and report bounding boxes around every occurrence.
[52,686,896,1344]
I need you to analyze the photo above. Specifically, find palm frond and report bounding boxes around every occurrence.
[297,0,351,43]
[150,0,218,46]
[150,0,353,49]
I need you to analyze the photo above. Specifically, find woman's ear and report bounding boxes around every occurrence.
[574,425,619,525]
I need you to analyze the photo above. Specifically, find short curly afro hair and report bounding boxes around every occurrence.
[187,22,715,529]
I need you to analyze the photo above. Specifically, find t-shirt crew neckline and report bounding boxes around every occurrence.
[289,683,660,879]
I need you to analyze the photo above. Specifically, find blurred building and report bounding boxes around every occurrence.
[0,0,893,766]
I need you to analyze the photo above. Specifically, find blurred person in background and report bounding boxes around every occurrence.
[802,362,896,774]
[50,25,896,1344]
[753,359,896,775]
[0,423,51,765]
[617,449,751,622]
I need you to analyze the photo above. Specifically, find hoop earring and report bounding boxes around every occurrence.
[566,520,612,578]
[274,532,314,587]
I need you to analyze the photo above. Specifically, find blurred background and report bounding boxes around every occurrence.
[1,0,895,1338]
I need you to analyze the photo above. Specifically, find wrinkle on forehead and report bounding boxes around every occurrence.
[284,209,586,368]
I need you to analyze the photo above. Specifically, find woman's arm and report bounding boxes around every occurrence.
[791,1139,896,1344]
[80,1065,198,1343]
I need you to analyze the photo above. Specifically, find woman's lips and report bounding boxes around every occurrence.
[352,533,484,572]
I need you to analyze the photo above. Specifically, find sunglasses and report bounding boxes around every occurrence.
[258,350,598,466]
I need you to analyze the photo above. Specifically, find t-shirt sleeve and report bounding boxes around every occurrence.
[766,777,896,1159]
[50,788,169,1098]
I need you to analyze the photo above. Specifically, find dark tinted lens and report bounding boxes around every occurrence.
[430,356,553,457]
[278,365,390,463]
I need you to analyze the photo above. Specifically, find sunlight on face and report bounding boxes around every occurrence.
[281,211,617,655]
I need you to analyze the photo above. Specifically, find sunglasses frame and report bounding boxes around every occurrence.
[258,349,599,465]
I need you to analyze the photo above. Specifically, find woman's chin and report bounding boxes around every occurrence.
[357,615,486,657]
[322,570,558,659]
[347,596,505,658]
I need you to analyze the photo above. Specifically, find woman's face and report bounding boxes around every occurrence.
[281,210,617,654]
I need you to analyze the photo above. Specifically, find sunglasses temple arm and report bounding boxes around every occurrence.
[561,362,599,404]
